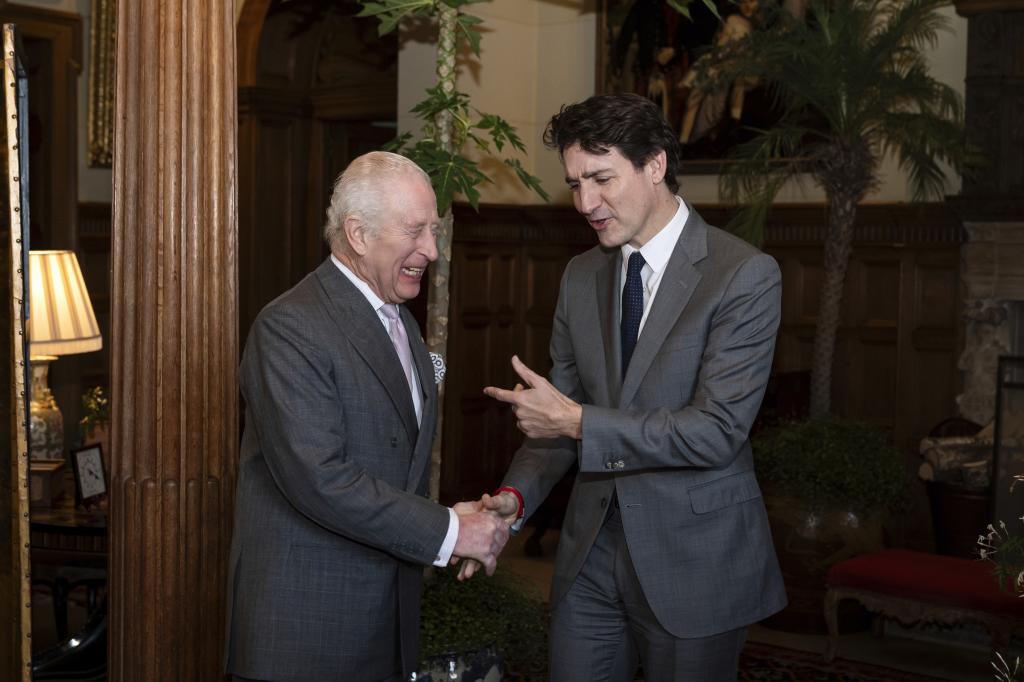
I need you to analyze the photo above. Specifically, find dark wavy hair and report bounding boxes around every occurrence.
[542,93,681,193]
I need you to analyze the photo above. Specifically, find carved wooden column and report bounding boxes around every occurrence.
[110,1,238,679]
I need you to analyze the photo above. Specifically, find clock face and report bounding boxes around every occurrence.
[76,449,106,499]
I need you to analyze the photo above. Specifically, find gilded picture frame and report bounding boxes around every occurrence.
[87,0,115,168]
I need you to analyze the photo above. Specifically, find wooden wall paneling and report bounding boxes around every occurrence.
[901,247,962,449]
[111,0,237,678]
[236,3,398,351]
[237,90,311,344]
[440,205,595,504]
[763,206,962,550]
[437,202,960,548]
[442,242,519,502]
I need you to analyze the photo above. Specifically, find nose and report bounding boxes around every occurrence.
[577,182,600,215]
[420,224,439,263]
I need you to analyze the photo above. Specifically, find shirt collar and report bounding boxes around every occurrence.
[621,196,688,276]
[331,254,386,314]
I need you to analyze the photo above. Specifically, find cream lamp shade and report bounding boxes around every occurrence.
[27,250,103,462]
[29,250,102,357]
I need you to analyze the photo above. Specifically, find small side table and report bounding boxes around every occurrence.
[30,485,107,646]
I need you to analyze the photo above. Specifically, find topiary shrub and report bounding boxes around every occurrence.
[753,416,906,515]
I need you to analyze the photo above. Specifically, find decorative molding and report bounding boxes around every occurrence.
[455,202,964,246]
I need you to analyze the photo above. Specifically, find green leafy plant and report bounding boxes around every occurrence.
[419,568,546,679]
[78,385,109,442]
[979,480,1024,682]
[753,417,905,515]
[704,0,977,416]
[978,519,1024,595]
[357,0,724,499]
[356,0,549,499]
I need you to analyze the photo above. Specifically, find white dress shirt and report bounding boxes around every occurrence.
[331,255,458,566]
[619,196,689,333]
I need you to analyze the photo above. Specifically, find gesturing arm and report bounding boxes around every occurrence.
[487,253,781,475]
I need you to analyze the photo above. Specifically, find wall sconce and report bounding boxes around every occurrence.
[28,250,102,461]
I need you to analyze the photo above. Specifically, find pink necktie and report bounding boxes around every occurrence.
[380,304,415,392]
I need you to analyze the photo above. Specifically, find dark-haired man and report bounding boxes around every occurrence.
[478,93,787,680]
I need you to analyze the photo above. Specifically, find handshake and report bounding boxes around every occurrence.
[449,491,521,581]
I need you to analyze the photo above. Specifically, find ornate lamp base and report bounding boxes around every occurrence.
[29,356,64,459]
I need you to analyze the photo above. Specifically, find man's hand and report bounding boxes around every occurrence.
[451,506,509,578]
[481,492,519,524]
[484,355,583,439]
[452,492,521,581]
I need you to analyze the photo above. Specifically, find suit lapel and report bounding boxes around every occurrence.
[314,260,419,444]
[619,206,708,408]
[403,306,437,492]
[595,250,623,407]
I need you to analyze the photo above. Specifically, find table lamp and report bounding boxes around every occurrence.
[28,250,102,460]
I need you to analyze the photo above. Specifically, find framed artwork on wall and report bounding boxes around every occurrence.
[87,0,115,168]
[596,0,805,174]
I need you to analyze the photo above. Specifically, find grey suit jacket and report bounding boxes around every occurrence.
[224,258,448,681]
[503,206,787,638]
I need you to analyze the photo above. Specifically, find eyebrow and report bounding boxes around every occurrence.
[565,168,613,184]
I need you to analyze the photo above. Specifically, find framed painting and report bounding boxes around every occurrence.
[87,0,115,167]
[597,0,798,174]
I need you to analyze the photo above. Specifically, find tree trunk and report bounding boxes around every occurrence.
[426,3,457,502]
[809,194,858,417]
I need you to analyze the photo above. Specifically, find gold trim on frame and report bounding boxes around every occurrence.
[4,22,32,681]
[87,0,115,168]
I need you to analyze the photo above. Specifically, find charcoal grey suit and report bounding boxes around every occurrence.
[502,207,787,678]
[224,258,448,681]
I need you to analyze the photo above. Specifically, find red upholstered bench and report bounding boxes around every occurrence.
[824,549,1024,660]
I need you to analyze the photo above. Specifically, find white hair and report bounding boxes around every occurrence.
[323,151,432,252]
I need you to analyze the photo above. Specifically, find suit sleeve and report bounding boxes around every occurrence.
[241,305,450,566]
[579,252,781,472]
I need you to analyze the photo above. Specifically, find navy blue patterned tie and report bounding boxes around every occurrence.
[620,251,645,377]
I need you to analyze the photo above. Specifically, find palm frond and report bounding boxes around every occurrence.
[718,125,809,245]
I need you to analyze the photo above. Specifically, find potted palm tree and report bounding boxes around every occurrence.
[688,0,975,632]
[701,0,975,416]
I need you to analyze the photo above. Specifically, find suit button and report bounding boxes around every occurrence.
[390,437,398,448]
[605,462,613,470]
[615,460,625,469]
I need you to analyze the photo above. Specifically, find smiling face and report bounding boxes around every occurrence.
[350,171,440,304]
[562,143,678,249]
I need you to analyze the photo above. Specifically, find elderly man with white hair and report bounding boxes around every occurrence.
[224,151,509,682]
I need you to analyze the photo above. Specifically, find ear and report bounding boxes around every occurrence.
[646,149,668,185]
[344,216,369,256]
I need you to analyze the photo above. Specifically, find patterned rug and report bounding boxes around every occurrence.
[740,642,949,681]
